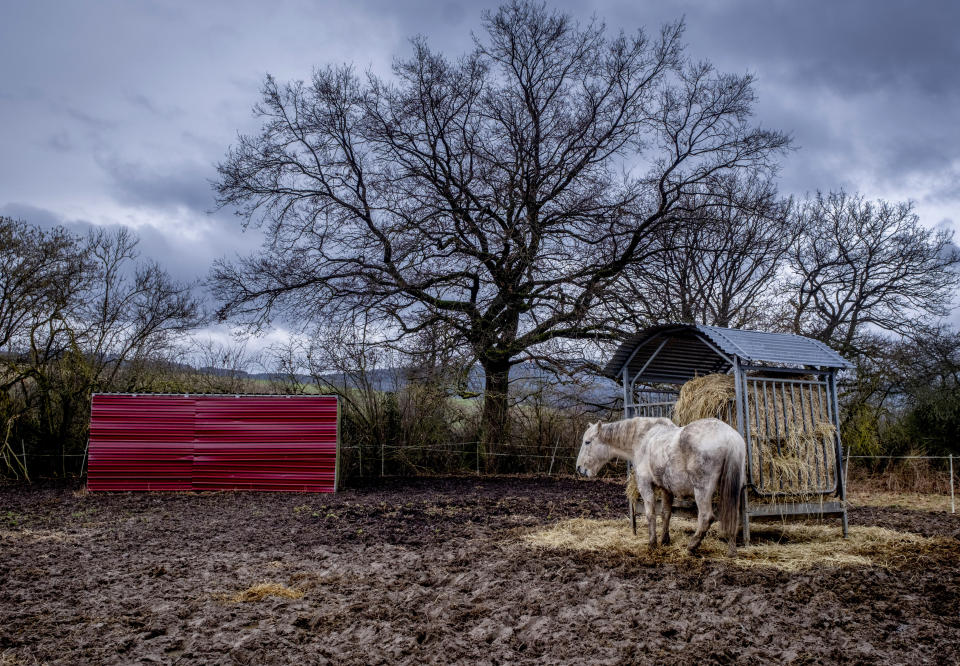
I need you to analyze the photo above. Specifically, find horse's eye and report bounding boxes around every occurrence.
[585,440,592,446]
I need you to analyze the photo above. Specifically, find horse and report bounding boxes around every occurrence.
[576,416,745,557]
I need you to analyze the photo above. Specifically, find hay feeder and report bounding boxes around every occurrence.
[603,323,852,543]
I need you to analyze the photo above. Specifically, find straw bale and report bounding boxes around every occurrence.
[672,374,734,425]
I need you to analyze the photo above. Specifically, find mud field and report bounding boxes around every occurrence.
[2,477,959,665]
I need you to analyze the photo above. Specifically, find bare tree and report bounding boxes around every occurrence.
[621,174,795,328]
[72,227,201,390]
[212,1,789,449]
[0,217,87,387]
[786,191,960,357]
[0,219,201,476]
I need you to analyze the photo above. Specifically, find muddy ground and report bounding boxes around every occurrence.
[1,477,959,665]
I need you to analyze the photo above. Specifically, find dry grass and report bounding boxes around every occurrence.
[848,488,956,513]
[625,472,639,503]
[0,528,79,543]
[848,460,954,495]
[522,516,959,571]
[227,582,304,603]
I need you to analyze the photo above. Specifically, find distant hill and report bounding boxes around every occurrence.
[239,362,621,407]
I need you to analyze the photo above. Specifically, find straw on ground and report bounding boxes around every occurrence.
[522,517,959,571]
[228,582,304,603]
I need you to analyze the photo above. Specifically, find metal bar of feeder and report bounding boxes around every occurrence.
[750,379,765,491]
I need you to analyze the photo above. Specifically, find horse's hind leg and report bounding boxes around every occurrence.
[687,487,715,553]
[660,490,673,546]
[638,482,658,549]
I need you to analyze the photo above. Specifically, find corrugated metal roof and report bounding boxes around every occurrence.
[602,323,852,381]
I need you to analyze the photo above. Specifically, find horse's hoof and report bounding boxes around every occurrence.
[661,537,671,546]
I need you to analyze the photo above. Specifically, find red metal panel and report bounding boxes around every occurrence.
[87,394,194,491]
[193,396,337,492]
[87,394,338,492]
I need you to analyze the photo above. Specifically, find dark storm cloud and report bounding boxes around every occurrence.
[1,0,958,302]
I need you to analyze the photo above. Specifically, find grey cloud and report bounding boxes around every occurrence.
[2,0,959,312]
[0,202,261,286]
[46,131,74,153]
[123,92,185,120]
[0,203,67,230]
[95,154,217,213]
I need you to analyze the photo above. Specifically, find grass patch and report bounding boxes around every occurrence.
[227,582,304,603]
[522,516,959,571]
[0,528,78,542]
[848,489,955,513]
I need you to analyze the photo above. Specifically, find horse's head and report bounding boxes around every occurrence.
[576,421,611,477]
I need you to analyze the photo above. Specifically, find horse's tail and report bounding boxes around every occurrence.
[718,432,745,540]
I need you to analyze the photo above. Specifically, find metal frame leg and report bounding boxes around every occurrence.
[627,460,638,536]
[741,487,751,545]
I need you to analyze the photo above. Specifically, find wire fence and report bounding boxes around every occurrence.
[7,445,956,514]
[844,453,955,514]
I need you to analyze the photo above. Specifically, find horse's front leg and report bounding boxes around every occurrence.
[660,489,673,546]
[637,479,657,549]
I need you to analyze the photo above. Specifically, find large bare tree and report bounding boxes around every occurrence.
[786,191,960,357]
[212,1,788,447]
[620,174,795,328]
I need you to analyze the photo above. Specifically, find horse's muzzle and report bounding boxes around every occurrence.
[576,466,590,477]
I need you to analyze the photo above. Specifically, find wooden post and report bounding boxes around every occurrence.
[547,436,559,476]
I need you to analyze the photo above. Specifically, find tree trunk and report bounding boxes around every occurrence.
[480,360,511,471]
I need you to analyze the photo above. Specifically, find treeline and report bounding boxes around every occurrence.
[0,217,597,480]
[631,190,960,461]
[2,190,959,483]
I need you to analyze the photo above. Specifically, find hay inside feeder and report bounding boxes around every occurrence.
[670,373,838,500]
[672,374,735,425]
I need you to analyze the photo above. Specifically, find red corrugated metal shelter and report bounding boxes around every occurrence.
[87,394,339,492]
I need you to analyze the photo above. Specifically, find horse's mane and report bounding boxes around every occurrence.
[600,417,672,449]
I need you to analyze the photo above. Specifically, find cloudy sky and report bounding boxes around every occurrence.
[2,0,958,319]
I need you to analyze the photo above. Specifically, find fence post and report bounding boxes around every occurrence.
[548,435,560,476]
[950,454,955,515]
[81,439,89,478]
[843,447,850,501]
[476,442,480,476]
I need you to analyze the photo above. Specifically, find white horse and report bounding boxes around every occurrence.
[576,417,745,557]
